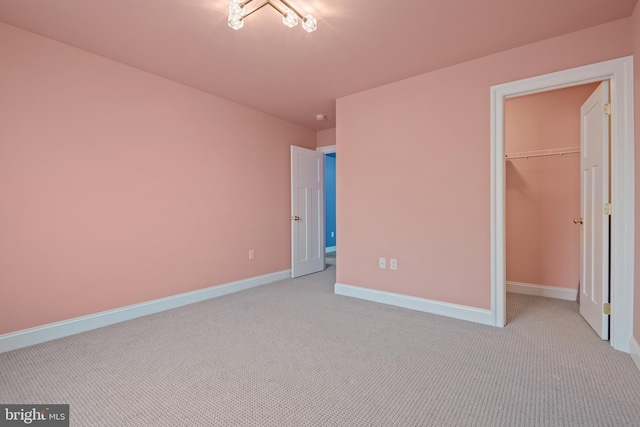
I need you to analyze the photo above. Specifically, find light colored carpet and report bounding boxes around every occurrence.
[1,262,639,426]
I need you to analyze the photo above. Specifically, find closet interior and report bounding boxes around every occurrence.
[504,82,601,296]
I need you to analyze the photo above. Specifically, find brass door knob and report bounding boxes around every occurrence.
[291,216,301,221]
[573,217,583,224]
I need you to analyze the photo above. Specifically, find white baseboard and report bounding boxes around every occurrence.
[506,281,577,301]
[334,283,493,326]
[630,337,640,373]
[0,270,291,353]
[325,246,336,253]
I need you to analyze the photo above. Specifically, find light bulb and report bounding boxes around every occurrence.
[228,15,244,30]
[282,8,299,28]
[302,15,317,32]
[229,0,245,17]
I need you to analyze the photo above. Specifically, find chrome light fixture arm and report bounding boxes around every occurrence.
[228,0,317,32]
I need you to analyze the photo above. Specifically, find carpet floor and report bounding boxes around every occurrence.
[1,261,639,426]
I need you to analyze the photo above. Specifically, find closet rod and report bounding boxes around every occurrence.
[505,146,580,160]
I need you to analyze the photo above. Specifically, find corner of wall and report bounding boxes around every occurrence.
[316,128,337,148]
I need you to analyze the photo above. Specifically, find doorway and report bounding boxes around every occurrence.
[504,82,604,334]
[317,144,337,257]
[490,56,634,352]
[325,152,336,254]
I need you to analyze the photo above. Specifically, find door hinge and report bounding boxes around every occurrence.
[604,203,612,215]
[604,103,611,116]
[603,303,611,315]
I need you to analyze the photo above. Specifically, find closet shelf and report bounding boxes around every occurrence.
[505,146,580,160]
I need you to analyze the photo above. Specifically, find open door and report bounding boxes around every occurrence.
[291,146,325,278]
[578,81,610,340]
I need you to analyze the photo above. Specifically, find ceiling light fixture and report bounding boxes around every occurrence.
[228,0,317,32]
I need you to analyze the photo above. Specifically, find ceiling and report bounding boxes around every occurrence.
[0,0,637,130]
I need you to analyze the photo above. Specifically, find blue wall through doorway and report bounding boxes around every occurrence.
[325,153,336,250]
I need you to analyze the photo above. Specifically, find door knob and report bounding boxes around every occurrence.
[291,216,301,221]
[573,217,583,224]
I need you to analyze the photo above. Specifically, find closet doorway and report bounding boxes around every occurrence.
[504,82,605,336]
[490,57,634,353]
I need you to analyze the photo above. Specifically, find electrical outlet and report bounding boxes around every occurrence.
[379,257,386,269]
[390,259,398,270]
[249,249,254,260]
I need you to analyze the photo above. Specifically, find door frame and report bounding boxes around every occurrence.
[317,145,337,253]
[490,56,634,352]
[316,145,336,154]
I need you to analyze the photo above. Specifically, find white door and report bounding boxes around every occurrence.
[578,81,610,340]
[291,146,325,278]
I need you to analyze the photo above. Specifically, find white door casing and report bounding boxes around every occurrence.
[490,56,634,353]
[579,81,610,339]
[291,146,325,278]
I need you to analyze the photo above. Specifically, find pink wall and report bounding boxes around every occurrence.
[505,84,599,289]
[0,23,316,335]
[336,18,631,309]
[317,128,336,148]
[632,3,640,345]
